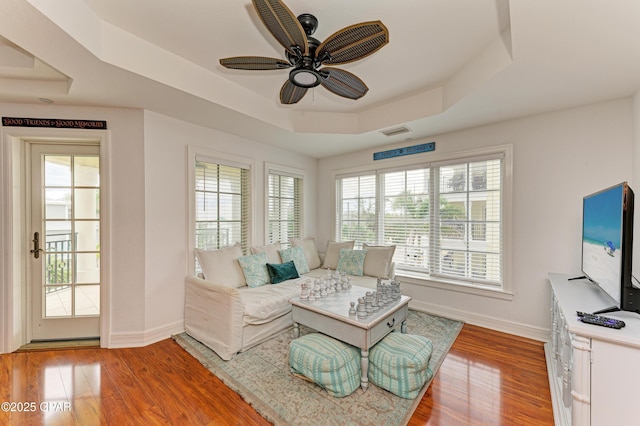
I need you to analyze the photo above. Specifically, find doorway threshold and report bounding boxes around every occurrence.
[16,338,100,352]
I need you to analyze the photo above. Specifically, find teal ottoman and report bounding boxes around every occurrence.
[368,332,433,399]
[289,333,361,397]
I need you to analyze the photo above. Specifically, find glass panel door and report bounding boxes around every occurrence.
[31,144,100,340]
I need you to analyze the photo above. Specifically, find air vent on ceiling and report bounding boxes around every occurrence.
[380,126,411,137]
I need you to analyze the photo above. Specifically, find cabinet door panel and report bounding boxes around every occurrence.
[591,339,638,426]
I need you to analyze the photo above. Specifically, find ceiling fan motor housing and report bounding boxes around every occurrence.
[287,30,322,88]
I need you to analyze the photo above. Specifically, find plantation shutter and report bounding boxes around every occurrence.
[431,157,502,286]
[268,169,303,248]
[194,159,250,256]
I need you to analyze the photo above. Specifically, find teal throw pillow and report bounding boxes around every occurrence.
[237,252,270,288]
[336,249,367,276]
[267,261,300,284]
[279,246,310,274]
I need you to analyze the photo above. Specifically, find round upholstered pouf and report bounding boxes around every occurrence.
[289,333,361,397]
[368,332,433,399]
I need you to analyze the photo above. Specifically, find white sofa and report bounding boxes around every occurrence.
[184,239,396,361]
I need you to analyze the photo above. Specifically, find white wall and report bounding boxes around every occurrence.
[141,111,318,336]
[317,98,634,340]
[2,97,634,350]
[0,103,317,351]
[0,102,146,351]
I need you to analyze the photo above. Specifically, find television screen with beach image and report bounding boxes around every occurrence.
[582,183,624,305]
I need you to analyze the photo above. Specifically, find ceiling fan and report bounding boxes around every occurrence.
[220,0,389,105]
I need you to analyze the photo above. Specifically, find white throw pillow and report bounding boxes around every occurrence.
[195,244,245,288]
[250,241,282,264]
[363,244,396,279]
[290,237,322,270]
[322,241,355,269]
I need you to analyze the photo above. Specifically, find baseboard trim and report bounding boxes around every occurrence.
[107,306,548,348]
[409,299,549,342]
[108,319,185,348]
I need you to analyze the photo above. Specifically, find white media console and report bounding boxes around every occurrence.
[546,273,640,426]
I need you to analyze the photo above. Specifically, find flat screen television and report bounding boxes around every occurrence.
[580,181,640,314]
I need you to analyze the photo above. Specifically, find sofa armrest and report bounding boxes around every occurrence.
[184,276,244,360]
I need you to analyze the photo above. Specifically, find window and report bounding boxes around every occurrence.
[194,158,250,263]
[335,147,509,291]
[335,174,376,243]
[267,167,303,248]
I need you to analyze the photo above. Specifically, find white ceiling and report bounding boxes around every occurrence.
[1,0,640,158]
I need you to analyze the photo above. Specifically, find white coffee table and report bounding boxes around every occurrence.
[290,285,411,391]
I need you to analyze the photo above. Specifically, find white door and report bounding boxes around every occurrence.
[30,143,101,341]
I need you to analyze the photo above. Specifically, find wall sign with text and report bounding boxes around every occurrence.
[2,116,107,130]
[373,142,435,160]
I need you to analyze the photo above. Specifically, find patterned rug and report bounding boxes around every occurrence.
[173,310,463,426]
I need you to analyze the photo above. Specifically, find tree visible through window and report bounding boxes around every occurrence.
[335,155,504,289]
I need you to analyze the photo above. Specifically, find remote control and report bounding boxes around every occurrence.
[576,311,625,329]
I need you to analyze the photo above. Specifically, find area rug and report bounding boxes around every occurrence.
[173,310,462,426]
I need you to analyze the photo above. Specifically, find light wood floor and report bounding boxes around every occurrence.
[0,323,554,425]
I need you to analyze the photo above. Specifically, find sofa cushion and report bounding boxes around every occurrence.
[251,242,282,264]
[280,246,310,274]
[267,261,299,284]
[323,241,354,269]
[238,252,270,288]
[363,244,396,279]
[291,237,322,270]
[337,249,367,276]
[238,278,303,325]
[195,244,245,288]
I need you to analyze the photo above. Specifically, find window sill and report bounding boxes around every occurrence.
[396,271,514,301]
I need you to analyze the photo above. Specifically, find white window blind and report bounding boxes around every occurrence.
[335,174,377,246]
[268,170,302,248]
[335,155,504,289]
[431,159,502,286]
[381,167,430,271]
[194,160,250,255]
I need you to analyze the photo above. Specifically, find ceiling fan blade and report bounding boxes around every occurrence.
[280,79,308,104]
[320,68,368,100]
[316,21,389,65]
[252,0,308,56]
[220,56,291,70]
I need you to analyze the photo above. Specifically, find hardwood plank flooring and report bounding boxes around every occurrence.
[409,324,554,425]
[0,324,553,425]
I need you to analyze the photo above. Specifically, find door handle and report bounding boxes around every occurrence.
[30,232,44,259]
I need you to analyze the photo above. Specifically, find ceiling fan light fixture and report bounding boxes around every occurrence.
[289,67,322,88]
